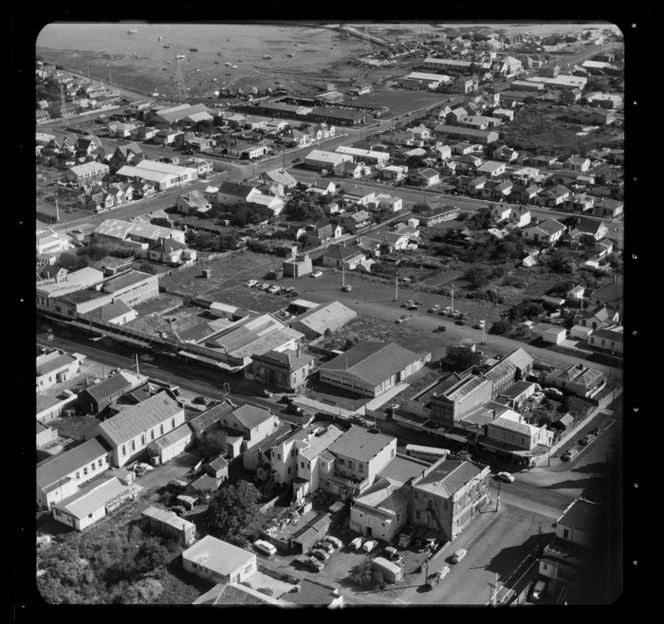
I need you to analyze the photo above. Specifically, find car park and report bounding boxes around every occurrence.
[451,548,468,563]
[494,471,515,483]
[362,539,377,553]
[310,271,323,278]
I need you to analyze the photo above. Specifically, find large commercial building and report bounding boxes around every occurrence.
[318,340,430,398]
[115,159,198,191]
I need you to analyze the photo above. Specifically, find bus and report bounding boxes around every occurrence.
[405,444,449,463]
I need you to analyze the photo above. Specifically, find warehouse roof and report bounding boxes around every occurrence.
[101,269,154,294]
[80,371,140,404]
[319,340,423,387]
[96,393,182,446]
[37,436,112,490]
[292,301,357,336]
[557,498,604,534]
[54,476,141,520]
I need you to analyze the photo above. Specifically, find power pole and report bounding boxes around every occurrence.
[395,270,399,302]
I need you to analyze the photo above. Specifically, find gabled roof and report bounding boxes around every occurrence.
[37,436,112,490]
[81,371,137,404]
[96,393,182,446]
[231,403,275,430]
[412,457,484,498]
[324,244,365,261]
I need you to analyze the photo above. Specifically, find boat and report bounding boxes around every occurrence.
[287,53,294,57]
[224,61,231,66]
[190,48,199,52]
[163,45,170,48]
[176,54,186,60]
[262,54,272,59]
[231,64,238,68]
[158,36,163,41]
[127,28,138,34]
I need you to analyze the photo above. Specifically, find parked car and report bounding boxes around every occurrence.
[531,579,547,600]
[193,396,210,405]
[362,539,377,553]
[342,285,352,292]
[261,389,273,398]
[350,537,363,551]
[396,314,411,324]
[245,279,258,287]
[316,541,335,554]
[267,285,281,294]
[438,565,451,580]
[433,325,447,333]
[307,556,324,571]
[311,548,330,561]
[323,536,343,549]
[253,539,277,557]
[451,548,468,563]
[545,388,564,398]
[561,449,578,462]
[454,319,467,326]
[428,305,441,313]
[310,270,323,278]
[286,403,305,416]
[494,471,515,483]
[589,427,601,436]
[579,434,595,446]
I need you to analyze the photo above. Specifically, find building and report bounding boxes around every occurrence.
[142,505,197,546]
[544,364,606,399]
[429,374,493,428]
[281,579,345,607]
[322,425,397,501]
[94,218,186,246]
[36,349,85,392]
[588,280,623,318]
[36,228,72,256]
[335,146,390,166]
[483,409,554,454]
[318,340,430,398]
[115,159,198,191]
[283,254,313,278]
[290,301,357,343]
[587,325,623,354]
[542,326,567,345]
[176,189,211,215]
[521,219,566,245]
[36,436,113,509]
[77,371,146,414]
[150,103,215,127]
[65,161,110,187]
[193,582,287,606]
[593,198,624,219]
[410,456,491,541]
[338,211,371,235]
[182,536,257,584]
[85,393,186,467]
[52,473,141,531]
[433,124,499,145]
[304,149,353,171]
[539,499,605,594]
[250,349,316,391]
[147,423,194,465]
[397,72,452,90]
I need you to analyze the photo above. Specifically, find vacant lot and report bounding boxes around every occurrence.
[503,104,623,158]
[353,86,450,117]
[158,251,278,300]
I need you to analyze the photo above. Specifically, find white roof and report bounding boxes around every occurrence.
[305,149,350,164]
[183,535,255,576]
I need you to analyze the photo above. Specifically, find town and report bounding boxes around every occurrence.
[35,22,624,607]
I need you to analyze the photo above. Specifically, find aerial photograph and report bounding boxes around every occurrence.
[33,20,625,607]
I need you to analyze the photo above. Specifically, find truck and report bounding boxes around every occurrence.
[398,525,416,548]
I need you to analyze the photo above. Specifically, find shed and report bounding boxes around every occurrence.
[371,557,404,583]
[542,326,567,345]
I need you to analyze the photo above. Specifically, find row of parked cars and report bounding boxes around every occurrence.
[299,535,343,572]
[244,280,300,297]
[561,426,601,461]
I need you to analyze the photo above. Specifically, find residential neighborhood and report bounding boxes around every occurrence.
[33,20,625,608]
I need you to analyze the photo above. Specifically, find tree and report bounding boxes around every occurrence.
[150,217,172,228]
[489,319,512,335]
[208,481,263,541]
[464,266,492,290]
[412,203,430,215]
[199,428,229,460]
[442,346,483,372]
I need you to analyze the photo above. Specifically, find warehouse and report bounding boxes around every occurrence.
[318,340,430,398]
[115,160,198,191]
[305,149,353,171]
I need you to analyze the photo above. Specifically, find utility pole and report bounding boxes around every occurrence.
[495,479,501,513]
[395,270,399,302]
[450,285,454,312]
[482,320,486,345]
[135,353,140,375]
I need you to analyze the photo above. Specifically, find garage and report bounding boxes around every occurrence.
[148,424,193,465]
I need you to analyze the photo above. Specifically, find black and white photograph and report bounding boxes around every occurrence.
[22,15,637,610]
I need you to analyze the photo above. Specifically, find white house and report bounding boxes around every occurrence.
[182,536,257,584]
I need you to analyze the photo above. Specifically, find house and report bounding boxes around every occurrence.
[142,506,197,546]
[182,536,257,584]
[148,237,196,265]
[433,124,499,145]
[587,325,623,354]
[77,371,146,414]
[379,164,408,181]
[176,189,211,215]
[521,218,566,245]
[154,129,182,145]
[261,168,298,189]
[492,145,518,162]
[335,160,365,179]
[574,217,608,241]
[485,180,513,200]
[307,179,337,196]
[544,364,606,399]
[335,146,390,166]
[539,499,606,593]
[36,436,113,509]
[52,473,141,531]
[318,340,430,398]
[75,135,104,157]
[108,122,137,138]
[589,280,623,318]
[36,421,58,449]
[565,156,591,173]
[491,203,512,223]
[290,301,357,343]
[593,198,623,219]
[464,176,488,195]
[410,456,491,541]
[408,168,440,187]
[509,204,531,228]
[36,228,73,256]
[84,393,186,467]
[338,211,370,234]
[129,125,159,142]
[564,193,596,213]
[109,142,144,170]
[538,185,571,207]
[416,206,460,227]
[567,285,586,303]
[250,349,316,391]
[322,244,366,270]
[193,582,287,606]
[83,298,137,326]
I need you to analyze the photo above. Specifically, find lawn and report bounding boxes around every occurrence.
[353,86,449,117]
